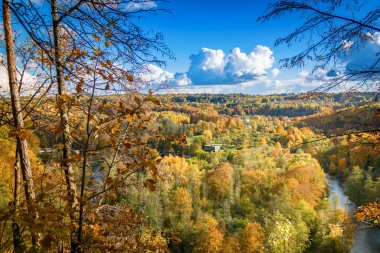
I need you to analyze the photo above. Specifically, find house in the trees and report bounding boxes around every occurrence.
[203,144,223,153]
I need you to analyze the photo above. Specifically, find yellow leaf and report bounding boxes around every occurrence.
[92,34,100,41]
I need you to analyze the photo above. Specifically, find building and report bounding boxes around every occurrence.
[39,148,53,154]
[203,144,223,153]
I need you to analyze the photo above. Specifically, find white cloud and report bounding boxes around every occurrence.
[187,46,274,85]
[302,69,327,82]
[146,66,344,94]
[162,78,311,95]
[342,32,380,75]
[224,46,274,82]
[298,70,309,79]
[0,67,9,94]
[138,45,352,94]
[267,69,348,93]
[271,68,281,78]
[137,46,275,88]
[170,73,192,86]
[0,66,38,95]
[188,48,226,85]
[137,64,173,85]
[126,0,157,11]
[341,40,354,51]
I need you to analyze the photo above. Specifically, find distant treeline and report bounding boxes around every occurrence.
[156,92,375,117]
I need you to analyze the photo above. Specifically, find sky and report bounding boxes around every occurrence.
[143,1,279,70]
[138,0,312,94]
[143,1,304,72]
[133,0,379,94]
[0,0,378,95]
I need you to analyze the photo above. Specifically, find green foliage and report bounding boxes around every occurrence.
[266,211,310,253]
[3,93,375,252]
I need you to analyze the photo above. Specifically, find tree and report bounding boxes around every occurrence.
[158,156,190,189]
[345,166,365,204]
[1,0,39,247]
[49,2,80,249]
[267,212,296,253]
[259,0,380,92]
[205,163,233,204]
[285,165,326,207]
[223,236,241,253]
[4,0,171,251]
[337,157,347,173]
[354,203,380,227]
[241,169,271,207]
[169,187,193,226]
[276,125,285,135]
[241,222,265,253]
[193,214,224,253]
[266,211,309,253]
[203,129,213,141]
[320,208,354,252]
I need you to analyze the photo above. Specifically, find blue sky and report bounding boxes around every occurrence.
[143,0,302,73]
[132,0,379,94]
[136,0,333,94]
[1,0,378,95]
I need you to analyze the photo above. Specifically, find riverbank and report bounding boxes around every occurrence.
[327,175,380,253]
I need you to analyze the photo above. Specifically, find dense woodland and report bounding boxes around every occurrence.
[0,0,379,252]
[1,91,380,252]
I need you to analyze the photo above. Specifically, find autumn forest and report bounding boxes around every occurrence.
[0,0,380,253]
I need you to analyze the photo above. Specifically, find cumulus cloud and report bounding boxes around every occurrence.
[224,46,274,82]
[151,67,345,95]
[187,46,274,85]
[137,45,348,94]
[136,46,275,87]
[138,64,173,85]
[270,68,348,93]
[170,73,192,86]
[187,48,225,85]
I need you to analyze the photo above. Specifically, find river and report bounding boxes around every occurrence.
[327,175,380,253]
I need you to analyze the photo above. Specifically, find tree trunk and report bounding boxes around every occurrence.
[2,0,39,247]
[51,0,78,251]
[12,143,23,252]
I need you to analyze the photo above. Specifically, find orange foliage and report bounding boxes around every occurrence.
[206,163,232,201]
[227,117,244,129]
[258,138,267,146]
[337,158,347,172]
[194,214,224,253]
[354,203,380,227]
[276,125,285,134]
[285,165,326,206]
[0,126,44,202]
[223,236,241,253]
[329,155,337,174]
[240,169,279,205]
[169,187,193,223]
[241,222,265,253]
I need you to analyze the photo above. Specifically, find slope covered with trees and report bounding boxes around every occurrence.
[0,0,378,251]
